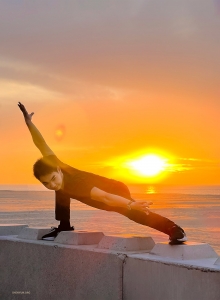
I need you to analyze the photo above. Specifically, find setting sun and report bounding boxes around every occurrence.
[127,154,167,177]
[104,150,172,183]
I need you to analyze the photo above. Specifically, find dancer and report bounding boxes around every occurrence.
[18,102,187,243]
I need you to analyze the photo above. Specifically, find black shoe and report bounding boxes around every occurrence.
[168,225,187,245]
[42,225,74,241]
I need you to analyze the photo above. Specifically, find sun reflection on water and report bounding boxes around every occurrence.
[146,186,156,194]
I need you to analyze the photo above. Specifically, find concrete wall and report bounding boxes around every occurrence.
[0,238,123,300]
[123,256,220,300]
[1,227,220,300]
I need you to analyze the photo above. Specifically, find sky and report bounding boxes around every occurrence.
[1,0,220,185]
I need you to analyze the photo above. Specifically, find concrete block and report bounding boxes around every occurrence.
[17,227,51,240]
[0,238,123,300]
[214,257,220,265]
[98,234,155,251]
[0,224,28,236]
[55,230,104,245]
[123,256,220,300]
[150,241,219,260]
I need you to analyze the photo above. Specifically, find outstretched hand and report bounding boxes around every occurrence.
[130,200,153,215]
[18,102,34,123]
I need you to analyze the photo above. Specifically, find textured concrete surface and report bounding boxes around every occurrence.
[123,254,220,300]
[1,234,220,300]
[18,227,51,240]
[214,257,220,265]
[150,241,219,260]
[98,234,155,251]
[0,224,28,236]
[55,230,104,245]
[0,236,124,300]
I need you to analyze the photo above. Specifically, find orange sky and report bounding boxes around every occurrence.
[1,1,220,186]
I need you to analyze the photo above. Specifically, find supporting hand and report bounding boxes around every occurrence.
[18,102,34,123]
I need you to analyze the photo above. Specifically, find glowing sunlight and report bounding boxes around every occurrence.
[126,154,167,177]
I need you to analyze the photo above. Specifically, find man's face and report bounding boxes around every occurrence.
[39,167,63,191]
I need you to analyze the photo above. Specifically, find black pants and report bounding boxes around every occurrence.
[55,181,175,235]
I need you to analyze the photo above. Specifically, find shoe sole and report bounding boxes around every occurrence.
[41,227,74,241]
[176,236,188,242]
[169,234,188,245]
[42,237,56,241]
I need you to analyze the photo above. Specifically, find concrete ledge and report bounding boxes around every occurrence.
[150,241,219,260]
[18,227,51,240]
[214,257,220,265]
[0,224,28,236]
[55,230,104,245]
[97,234,155,251]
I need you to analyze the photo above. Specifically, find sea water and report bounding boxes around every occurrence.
[0,184,219,255]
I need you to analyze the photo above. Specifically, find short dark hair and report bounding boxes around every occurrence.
[33,157,58,180]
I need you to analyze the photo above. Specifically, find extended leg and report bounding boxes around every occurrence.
[107,181,179,236]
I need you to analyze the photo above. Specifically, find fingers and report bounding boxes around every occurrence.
[136,202,150,214]
[140,201,153,208]
[144,201,153,205]
[144,208,150,215]
[130,201,152,215]
[17,102,27,114]
[18,102,24,111]
[140,202,151,215]
[18,102,25,109]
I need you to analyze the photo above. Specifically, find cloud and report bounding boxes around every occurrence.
[166,157,220,173]
[0,80,62,104]
[0,0,219,100]
[0,54,126,104]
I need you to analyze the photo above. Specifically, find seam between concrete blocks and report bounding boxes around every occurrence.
[116,253,128,300]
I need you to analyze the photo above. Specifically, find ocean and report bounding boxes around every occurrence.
[0,184,220,255]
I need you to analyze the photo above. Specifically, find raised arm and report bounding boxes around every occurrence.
[18,102,54,157]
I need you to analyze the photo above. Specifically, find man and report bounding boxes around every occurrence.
[18,102,187,244]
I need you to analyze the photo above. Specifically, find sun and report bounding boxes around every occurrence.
[127,154,167,177]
